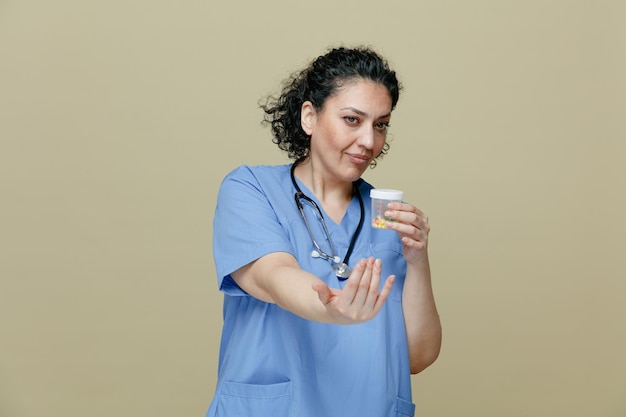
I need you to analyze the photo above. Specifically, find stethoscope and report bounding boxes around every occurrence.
[290,162,364,280]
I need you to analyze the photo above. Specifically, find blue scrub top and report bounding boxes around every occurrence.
[206,165,415,417]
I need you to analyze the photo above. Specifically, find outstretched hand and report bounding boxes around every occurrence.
[311,258,395,324]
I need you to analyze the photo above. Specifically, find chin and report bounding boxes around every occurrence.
[344,166,367,182]
[334,157,369,182]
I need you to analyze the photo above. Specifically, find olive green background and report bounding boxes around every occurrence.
[1,1,624,416]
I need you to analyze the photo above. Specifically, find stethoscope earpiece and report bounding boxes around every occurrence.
[312,250,340,264]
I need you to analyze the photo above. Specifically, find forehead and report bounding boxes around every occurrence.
[323,79,393,115]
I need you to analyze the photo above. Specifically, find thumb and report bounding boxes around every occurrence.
[312,281,332,305]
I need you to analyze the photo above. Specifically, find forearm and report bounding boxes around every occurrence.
[232,253,394,325]
[267,265,340,323]
[231,252,335,322]
[402,256,442,374]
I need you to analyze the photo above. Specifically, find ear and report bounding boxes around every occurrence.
[300,101,316,136]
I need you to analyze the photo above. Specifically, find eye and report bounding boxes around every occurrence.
[343,116,359,125]
[375,121,390,131]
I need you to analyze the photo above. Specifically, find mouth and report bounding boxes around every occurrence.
[347,153,371,164]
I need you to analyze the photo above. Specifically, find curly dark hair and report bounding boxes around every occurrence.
[261,46,402,165]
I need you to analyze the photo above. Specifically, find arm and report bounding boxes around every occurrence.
[385,202,442,374]
[215,167,394,325]
[231,253,395,325]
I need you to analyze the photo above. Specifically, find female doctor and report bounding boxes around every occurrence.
[207,46,442,417]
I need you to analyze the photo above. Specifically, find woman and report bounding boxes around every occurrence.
[207,46,441,417]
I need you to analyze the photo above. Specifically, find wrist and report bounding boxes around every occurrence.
[406,253,430,274]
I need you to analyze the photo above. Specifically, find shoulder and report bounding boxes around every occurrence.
[221,164,290,185]
[217,164,294,207]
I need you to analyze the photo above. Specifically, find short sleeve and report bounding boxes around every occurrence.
[213,166,295,296]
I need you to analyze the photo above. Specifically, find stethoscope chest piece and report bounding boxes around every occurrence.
[332,262,352,279]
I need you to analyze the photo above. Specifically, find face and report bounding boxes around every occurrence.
[301,79,393,184]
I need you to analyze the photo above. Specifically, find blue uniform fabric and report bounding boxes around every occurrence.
[206,165,415,417]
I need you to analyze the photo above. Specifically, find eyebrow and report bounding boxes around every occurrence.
[340,107,391,120]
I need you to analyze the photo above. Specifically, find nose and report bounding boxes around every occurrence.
[357,125,375,149]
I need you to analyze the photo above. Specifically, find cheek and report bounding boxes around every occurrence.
[316,126,343,148]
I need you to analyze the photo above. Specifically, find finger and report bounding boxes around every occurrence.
[386,204,426,225]
[373,274,396,312]
[401,236,427,251]
[312,281,332,305]
[363,258,383,310]
[387,202,416,213]
[384,209,417,228]
[351,258,375,307]
[342,259,367,303]
[420,216,431,234]
[387,212,429,241]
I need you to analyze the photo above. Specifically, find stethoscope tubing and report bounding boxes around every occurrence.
[294,191,337,263]
[290,162,364,279]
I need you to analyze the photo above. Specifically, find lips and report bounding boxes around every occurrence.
[347,153,370,164]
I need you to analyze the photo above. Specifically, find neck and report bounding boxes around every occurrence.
[293,159,354,204]
[292,159,356,224]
